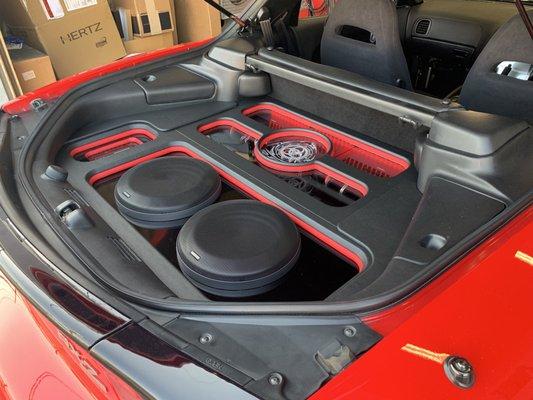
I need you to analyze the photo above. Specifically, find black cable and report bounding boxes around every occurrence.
[515,0,533,40]
[202,0,248,28]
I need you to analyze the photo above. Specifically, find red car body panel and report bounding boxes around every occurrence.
[313,206,533,399]
[0,272,141,400]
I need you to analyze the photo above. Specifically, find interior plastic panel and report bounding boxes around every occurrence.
[407,0,520,50]
[331,177,507,301]
[428,110,529,156]
[134,66,216,104]
[418,110,533,202]
[246,48,451,127]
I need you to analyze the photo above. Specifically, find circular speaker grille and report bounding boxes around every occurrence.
[255,129,332,172]
[261,139,322,164]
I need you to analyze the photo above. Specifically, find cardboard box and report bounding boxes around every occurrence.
[114,0,174,37]
[0,0,126,78]
[173,0,221,43]
[0,29,23,99]
[113,7,134,40]
[123,31,173,53]
[9,45,57,93]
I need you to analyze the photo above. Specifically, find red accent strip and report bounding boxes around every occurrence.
[89,146,364,270]
[2,39,212,115]
[198,119,263,140]
[70,129,156,159]
[84,137,144,161]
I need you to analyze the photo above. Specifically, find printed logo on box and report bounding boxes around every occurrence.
[59,22,103,44]
[95,37,108,48]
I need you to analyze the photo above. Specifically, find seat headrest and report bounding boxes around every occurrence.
[321,0,413,90]
[460,12,533,124]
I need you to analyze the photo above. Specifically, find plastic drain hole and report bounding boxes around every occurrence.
[419,234,447,251]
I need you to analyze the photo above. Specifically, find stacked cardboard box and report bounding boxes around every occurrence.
[113,0,176,54]
[0,0,225,93]
[173,0,222,43]
[114,0,174,37]
[0,29,22,99]
[0,0,126,78]
[9,45,57,93]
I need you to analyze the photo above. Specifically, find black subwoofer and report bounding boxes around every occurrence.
[114,157,221,229]
[176,200,301,297]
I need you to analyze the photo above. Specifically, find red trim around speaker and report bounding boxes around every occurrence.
[70,129,157,161]
[198,119,263,140]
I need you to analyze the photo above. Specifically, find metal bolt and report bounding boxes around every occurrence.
[444,356,474,389]
[343,326,357,338]
[453,359,470,373]
[17,136,26,141]
[442,98,451,105]
[268,372,283,386]
[199,333,213,345]
[9,115,20,122]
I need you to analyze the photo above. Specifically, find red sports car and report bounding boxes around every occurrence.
[0,0,532,398]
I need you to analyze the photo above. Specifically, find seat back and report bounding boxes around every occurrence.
[321,0,412,90]
[460,12,533,123]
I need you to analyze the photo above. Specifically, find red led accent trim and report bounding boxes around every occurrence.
[70,129,156,160]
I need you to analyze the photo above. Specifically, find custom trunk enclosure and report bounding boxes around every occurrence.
[3,32,532,399]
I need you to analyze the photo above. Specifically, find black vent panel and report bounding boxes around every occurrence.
[415,19,431,35]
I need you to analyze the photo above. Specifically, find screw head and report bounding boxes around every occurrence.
[343,326,357,338]
[444,356,474,389]
[268,372,283,386]
[442,98,451,105]
[199,333,213,345]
